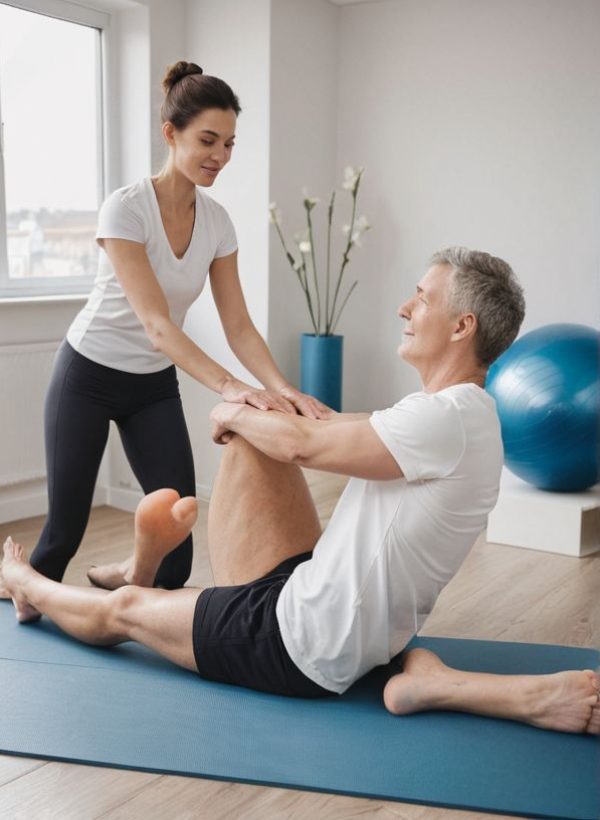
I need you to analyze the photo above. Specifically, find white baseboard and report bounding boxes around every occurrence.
[104,482,212,513]
[196,483,211,503]
[105,485,144,513]
[0,479,211,526]
[0,480,107,526]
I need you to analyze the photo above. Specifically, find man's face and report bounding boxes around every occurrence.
[397,263,458,367]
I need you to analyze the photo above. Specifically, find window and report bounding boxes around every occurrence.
[0,0,108,297]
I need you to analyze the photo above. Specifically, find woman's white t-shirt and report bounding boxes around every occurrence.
[276,384,503,694]
[67,178,238,373]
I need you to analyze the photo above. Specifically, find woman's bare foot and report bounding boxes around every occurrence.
[383,647,600,735]
[87,557,135,591]
[2,537,42,623]
[87,489,198,590]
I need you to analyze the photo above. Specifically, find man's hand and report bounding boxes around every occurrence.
[279,385,334,419]
[210,401,244,444]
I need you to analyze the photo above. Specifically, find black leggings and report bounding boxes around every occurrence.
[30,341,195,588]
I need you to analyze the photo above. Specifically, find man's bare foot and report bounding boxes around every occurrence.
[2,537,42,623]
[0,546,11,598]
[587,686,600,735]
[383,647,600,735]
[87,489,198,590]
[0,580,10,599]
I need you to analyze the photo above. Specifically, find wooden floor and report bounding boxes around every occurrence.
[1,469,599,820]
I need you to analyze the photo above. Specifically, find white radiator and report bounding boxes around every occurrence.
[0,342,59,487]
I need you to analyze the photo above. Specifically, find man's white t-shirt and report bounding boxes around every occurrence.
[276,383,503,694]
[67,178,238,373]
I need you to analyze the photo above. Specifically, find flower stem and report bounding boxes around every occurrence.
[331,280,358,334]
[300,258,319,334]
[305,205,321,334]
[325,191,335,335]
[328,173,361,330]
[273,219,318,335]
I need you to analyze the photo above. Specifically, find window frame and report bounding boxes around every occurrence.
[0,0,110,298]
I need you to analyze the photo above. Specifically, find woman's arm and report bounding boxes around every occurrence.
[101,238,294,412]
[209,252,330,419]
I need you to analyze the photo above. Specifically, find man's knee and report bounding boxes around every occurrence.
[223,434,256,458]
[219,433,275,471]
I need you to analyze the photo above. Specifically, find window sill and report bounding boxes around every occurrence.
[0,293,88,306]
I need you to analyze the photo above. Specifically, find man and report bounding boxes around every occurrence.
[2,247,599,734]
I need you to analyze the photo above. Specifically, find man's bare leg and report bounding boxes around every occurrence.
[207,435,322,585]
[2,530,200,673]
[383,648,600,735]
[87,489,197,590]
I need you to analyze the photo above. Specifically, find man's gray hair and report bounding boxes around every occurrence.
[430,247,526,366]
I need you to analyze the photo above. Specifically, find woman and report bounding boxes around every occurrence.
[21,61,327,592]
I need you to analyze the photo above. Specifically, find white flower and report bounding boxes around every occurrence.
[298,240,312,254]
[343,216,370,245]
[342,166,362,191]
[269,203,282,226]
[301,191,320,211]
[292,259,303,271]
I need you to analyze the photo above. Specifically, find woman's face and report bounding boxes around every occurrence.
[167,107,237,187]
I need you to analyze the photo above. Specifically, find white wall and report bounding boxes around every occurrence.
[268,0,339,383]
[337,0,600,410]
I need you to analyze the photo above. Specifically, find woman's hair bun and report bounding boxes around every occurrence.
[162,61,203,94]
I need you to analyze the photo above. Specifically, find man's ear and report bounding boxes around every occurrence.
[451,312,477,342]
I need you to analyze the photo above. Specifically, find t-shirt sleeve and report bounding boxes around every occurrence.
[214,207,238,258]
[369,392,466,482]
[96,190,146,244]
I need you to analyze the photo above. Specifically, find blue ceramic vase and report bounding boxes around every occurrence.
[300,334,343,411]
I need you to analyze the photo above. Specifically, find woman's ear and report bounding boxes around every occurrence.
[162,121,176,147]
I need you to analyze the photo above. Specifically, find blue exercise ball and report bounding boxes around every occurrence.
[485,323,600,492]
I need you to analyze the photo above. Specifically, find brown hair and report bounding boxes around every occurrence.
[160,61,241,130]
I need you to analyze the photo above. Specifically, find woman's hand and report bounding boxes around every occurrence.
[220,378,296,414]
[279,386,334,419]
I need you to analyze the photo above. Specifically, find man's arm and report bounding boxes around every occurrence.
[210,403,402,481]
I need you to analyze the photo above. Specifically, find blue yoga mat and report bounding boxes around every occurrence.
[0,602,598,819]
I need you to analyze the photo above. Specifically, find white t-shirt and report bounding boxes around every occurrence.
[67,178,238,373]
[276,384,503,694]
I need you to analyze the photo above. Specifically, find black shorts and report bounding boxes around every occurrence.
[192,551,332,698]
